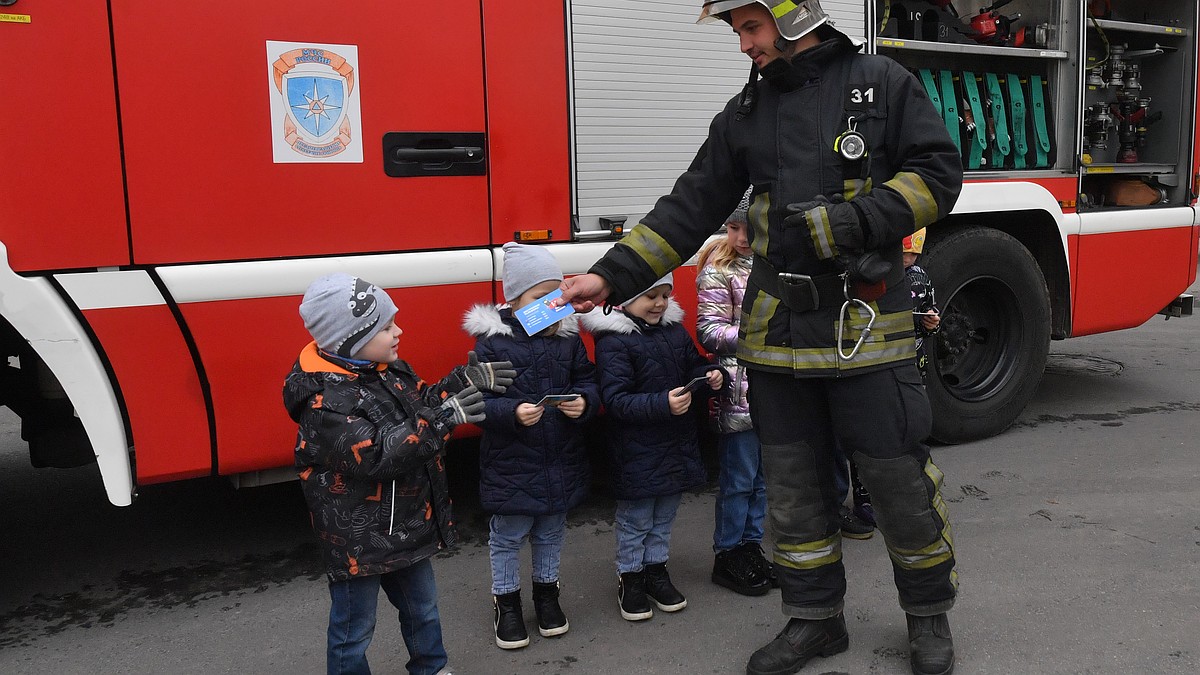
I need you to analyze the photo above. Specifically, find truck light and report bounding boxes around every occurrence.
[514,229,552,242]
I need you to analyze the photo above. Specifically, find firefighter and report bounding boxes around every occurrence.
[559,2,963,674]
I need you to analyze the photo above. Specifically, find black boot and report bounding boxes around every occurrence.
[739,542,779,589]
[746,614,849,675]
[839,505,875,540]
[492,590,529,650]
[617,571,653,621]
[532,580,569,637]
[713,546,771,596]
[644,562,687,612]
[907,612,954,675]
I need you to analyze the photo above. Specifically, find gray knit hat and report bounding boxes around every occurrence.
[728,186,752,224]
[502,242,563,302]
[299,273,398,358]
[630,273,674,302]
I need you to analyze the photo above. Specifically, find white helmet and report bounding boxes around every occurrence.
[698,0,830,41]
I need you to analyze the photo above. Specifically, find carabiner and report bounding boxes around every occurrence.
[836,274,877,361]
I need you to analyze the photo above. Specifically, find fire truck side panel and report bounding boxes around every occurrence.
[109,1,490,264]
[482,0,572,242]
[1071,208,1198,336]
[1,1,129,272]
[77,305,211,484]
[157,252,492,475]
[12,265,134,506]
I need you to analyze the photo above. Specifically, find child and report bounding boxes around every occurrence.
[695,201,774,597]
[903,227,942,377]
[581,274,724,622]
[284,272,510,675]
[462,242,600,650]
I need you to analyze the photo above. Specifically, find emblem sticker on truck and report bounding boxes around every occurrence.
[266,41,363,163]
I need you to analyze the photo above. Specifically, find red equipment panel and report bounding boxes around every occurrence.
[1072,227,1196,336]
[482,0,572,242]
[83,305,212,483]
[110,1,489,264]
[0,0,129,272]
[178,283,490,475]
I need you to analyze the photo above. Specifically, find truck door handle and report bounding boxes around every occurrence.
[383,132,487,177]
[392,146,482,163]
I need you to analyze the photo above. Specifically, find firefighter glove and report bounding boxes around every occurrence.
[783,196,866,261]
[441,385,485,426]
[463,350,516,394]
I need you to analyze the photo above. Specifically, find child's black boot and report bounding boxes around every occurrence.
[532,580,569,637]
[644,562,687,612]
[492,590,529,649]
[617,571,653,621]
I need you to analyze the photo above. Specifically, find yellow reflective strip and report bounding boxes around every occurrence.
[619,224,682,276]
[843,177,873,200]
[807,206,839,260]
[883,172,940,228]
[748,192,771,258]
[771,0,799,19]
[889,459,957,570]
[775,535,842,570]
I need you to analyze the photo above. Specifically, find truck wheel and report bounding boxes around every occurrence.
[921,226,1051,443]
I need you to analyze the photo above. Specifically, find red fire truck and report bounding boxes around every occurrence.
[3,0,1197,506]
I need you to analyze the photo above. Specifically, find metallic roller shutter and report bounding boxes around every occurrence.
[568,0,868,232]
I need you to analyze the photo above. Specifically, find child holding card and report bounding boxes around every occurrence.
[462,242,600,651]
[580,274,725,622]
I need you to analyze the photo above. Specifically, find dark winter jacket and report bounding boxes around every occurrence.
[580,299,720,500]
[589,26,963,377]
[283,342,460,582]
[463,305,599,516]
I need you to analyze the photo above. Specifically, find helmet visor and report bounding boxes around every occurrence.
[697,0,760,24]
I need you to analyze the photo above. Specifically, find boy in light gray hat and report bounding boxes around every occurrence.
[502,241,564,303]
[285,272,514,675]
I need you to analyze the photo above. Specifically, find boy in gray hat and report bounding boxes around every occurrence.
[284,272,514,675]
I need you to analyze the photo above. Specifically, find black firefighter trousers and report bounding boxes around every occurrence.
[747,365,957,620]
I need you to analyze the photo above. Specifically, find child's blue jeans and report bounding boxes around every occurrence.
[489,512,568,595]
[615,493,682,573]
[713,429,768,552]
[326,558,447,675]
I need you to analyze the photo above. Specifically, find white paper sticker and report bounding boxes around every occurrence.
[266,41,363,163]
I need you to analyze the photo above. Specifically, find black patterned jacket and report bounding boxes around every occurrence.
[283,342,461,581]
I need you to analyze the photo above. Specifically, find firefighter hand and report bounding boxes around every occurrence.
[668,387,692,415]
[783,196,865,260]
[557,395,586,419]
[463,351,516,394]
[441,386,485,426]
[556,274,611,313]
[516,402,544,426]
[706,369,724,391]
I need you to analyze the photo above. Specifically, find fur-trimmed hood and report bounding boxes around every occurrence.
[578,297,684,335]
[462,303,580,339]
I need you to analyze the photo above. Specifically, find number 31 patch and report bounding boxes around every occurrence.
[846,82,879,111]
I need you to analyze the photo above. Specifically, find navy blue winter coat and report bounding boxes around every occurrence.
[464,305,599,515]
[581,299,721,500]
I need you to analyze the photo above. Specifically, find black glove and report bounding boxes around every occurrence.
[783,196,866,260]
[462,351,516,394]
[440,385,485,426]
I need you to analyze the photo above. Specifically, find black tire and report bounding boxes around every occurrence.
[921,227,1051,443]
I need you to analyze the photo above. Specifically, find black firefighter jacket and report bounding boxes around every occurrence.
[591,26,963,377]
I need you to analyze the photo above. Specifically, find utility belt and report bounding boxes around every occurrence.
[915,69,1052,171]
[749,256,904,313]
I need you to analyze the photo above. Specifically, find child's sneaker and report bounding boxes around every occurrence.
[532,580,569,637]
[839,506,875,540]
[712,547,771,596]
[493,590,529,649]
[617,571,653,621]
[644,562,687,612]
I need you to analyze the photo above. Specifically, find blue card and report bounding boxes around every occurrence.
[514,289,576,336]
